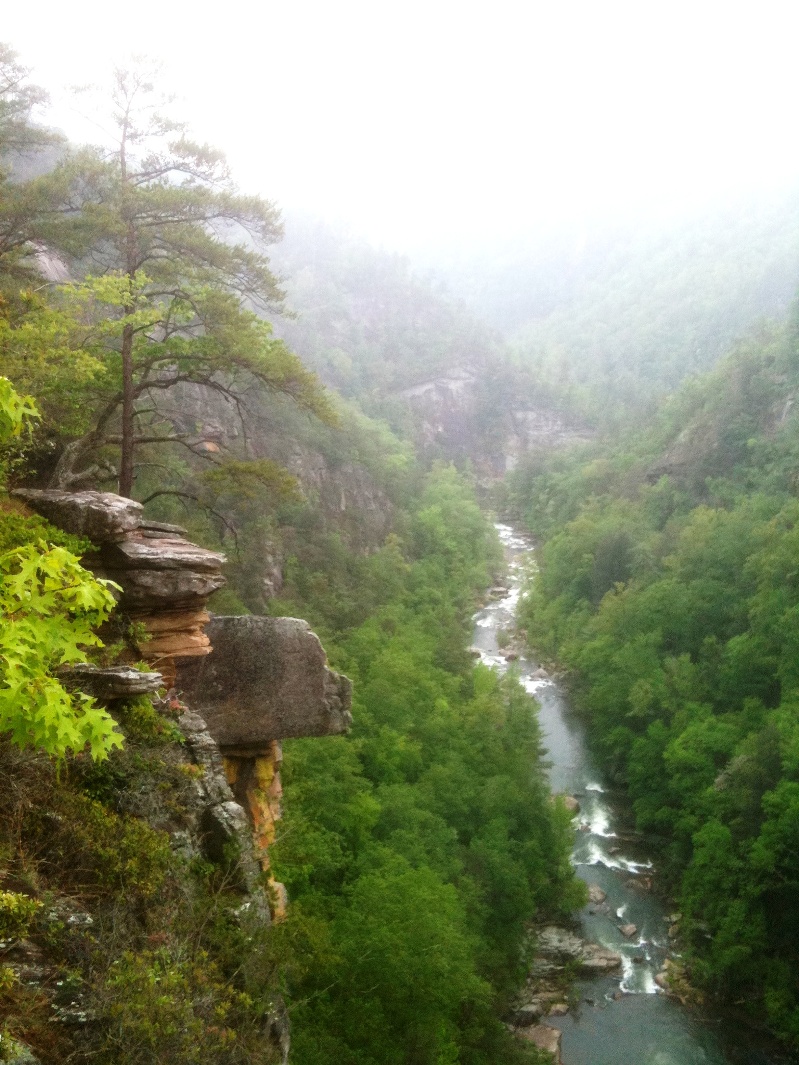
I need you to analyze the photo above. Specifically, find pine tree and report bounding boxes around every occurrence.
[52,64,333,496]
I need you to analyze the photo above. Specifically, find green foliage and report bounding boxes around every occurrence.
[0,292,107,438]
[0,541,122,760]
[0,46,75,298]
[96,948,272,1065]
[500,196,799,427]
[0,378,121,761]
[0,695,288,1065]
[35,70,336,495]
[272,467,580,1065]
[115,696,182,747]
[31,791,172,900]
[0,378,37,441]
[0,509,89,557]
[512,308,799,1042]
[0,892,40,941]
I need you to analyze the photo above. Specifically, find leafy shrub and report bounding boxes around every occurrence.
[0,892,40,941]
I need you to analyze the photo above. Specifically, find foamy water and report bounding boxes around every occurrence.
[471,524,774,1063]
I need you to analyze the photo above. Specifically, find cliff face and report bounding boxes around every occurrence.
[166,383,395,552]
[15,489,225,687]
[7,490,353,1063]
[392,370,594,473]
[16,489,351,903]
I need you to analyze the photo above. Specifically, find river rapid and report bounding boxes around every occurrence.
[471,523,783,1065]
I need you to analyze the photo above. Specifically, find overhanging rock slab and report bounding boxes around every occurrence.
[13,489,143,541]
[176,616,353,750]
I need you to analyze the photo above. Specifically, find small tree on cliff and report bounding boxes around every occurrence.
[53,64,333,497]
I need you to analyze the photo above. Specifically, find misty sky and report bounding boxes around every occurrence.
[5,0,799,253]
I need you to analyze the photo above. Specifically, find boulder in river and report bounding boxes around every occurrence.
[504,650,519,661]
[531,666,549,680]
[535,926,583,960]
[624,874,653,891]
[510,1003,543,1027]
[549,792,583,813]
[588,884,607,904]
[532,926,622,975]
[578,943,623,973]
[517,1024,562,1061]
[619,923,638,938]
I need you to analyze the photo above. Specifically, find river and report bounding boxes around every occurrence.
[471,523,784,1065]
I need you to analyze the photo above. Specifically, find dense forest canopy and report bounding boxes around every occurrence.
[7,19,799,1064]
[417,194,799,427]
[0,46,578,1065]
[505,304,799,1042]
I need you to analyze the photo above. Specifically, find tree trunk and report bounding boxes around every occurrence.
[119,321,135,497]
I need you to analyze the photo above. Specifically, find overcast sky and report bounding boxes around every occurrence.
[4,0,799,253]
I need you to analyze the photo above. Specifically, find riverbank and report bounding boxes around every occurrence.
[472,522,780,1065]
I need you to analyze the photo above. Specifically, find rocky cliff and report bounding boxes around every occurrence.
[392,369,594,473]
[12,489,353,941]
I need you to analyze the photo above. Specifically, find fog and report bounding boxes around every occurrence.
[5,0,799,257]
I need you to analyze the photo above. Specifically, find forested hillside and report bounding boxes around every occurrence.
[507,305,799,1043]
[272,467,582,1065]
[10,23,799,1063]
[270,212,504,403]
[0,45,580,1065]
[427,195,799,428]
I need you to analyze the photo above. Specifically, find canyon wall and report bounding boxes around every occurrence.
[15,488,352,926]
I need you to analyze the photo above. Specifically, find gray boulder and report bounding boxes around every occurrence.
[177,616,353,750]
[13,489,142,541]
[59,664,163,699]
[532,925,622,975]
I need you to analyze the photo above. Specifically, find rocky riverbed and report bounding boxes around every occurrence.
[508,924,623,1062]
[471,523,770,1065]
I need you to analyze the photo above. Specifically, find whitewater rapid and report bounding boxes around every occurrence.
[469,523,771,1065]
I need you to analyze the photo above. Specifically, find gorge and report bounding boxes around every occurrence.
[477,525,788,1065]
[5,39,799,1064]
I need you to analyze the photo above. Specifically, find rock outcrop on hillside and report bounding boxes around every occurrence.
[392,370,594,473]
[177,615,353,749]
[14,488,353,924]
[14,490,225,687]
[10,487,355,1061]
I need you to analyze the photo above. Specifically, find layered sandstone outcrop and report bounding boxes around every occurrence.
[176,615,352,918]
[15,490,225,686]
[176,615,353,748]
[16,487,353,926]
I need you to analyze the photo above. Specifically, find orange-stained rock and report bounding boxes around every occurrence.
[223,750,283,871]
[136,610,211,634]
[145,631,211,655]
[268,880,288,922]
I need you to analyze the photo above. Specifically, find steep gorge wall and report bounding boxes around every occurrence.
[15,489,352,924]
[392,369,594,473]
